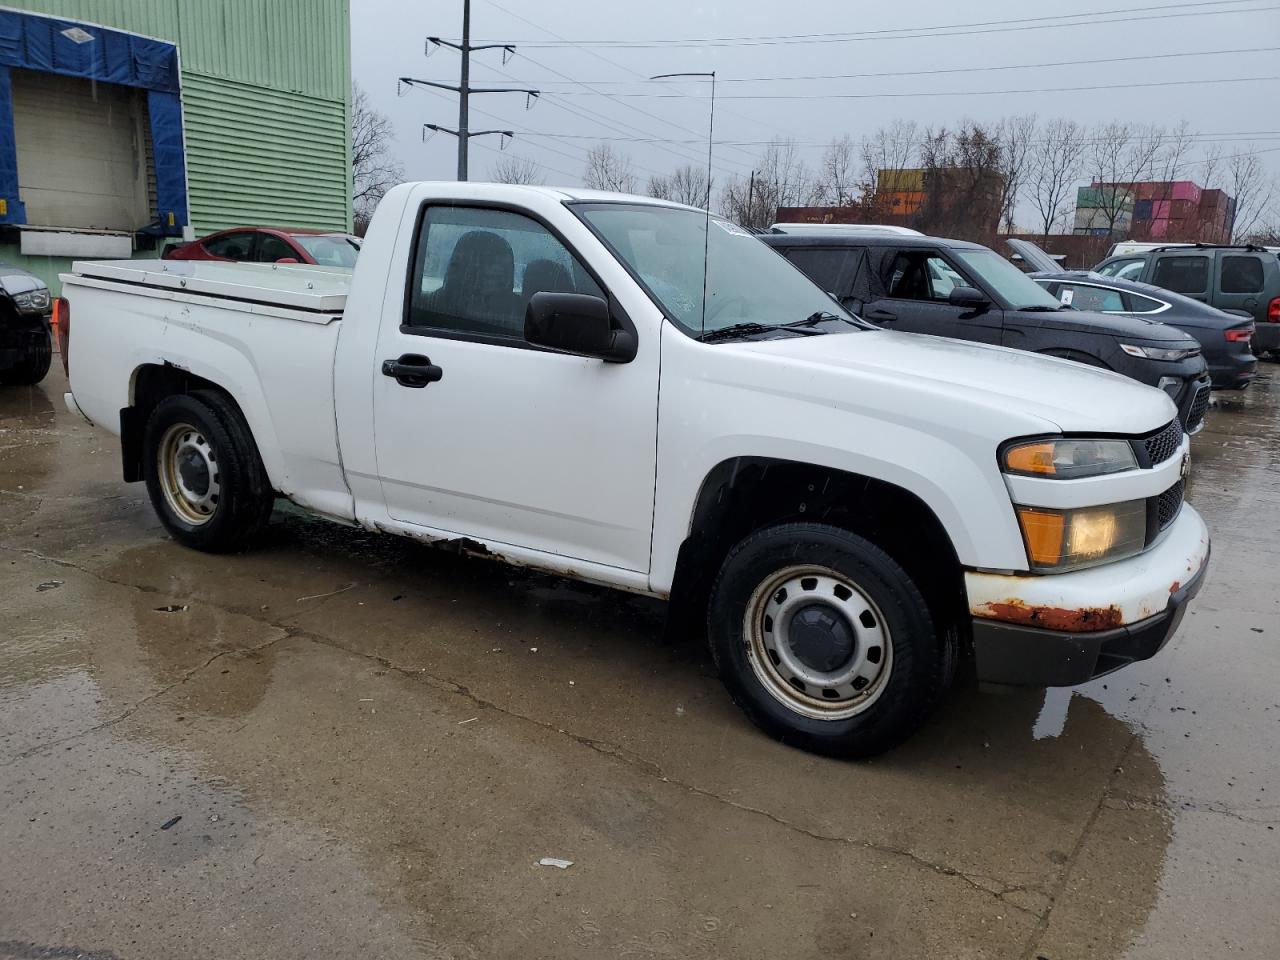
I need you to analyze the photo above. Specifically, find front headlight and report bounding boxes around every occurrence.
[1017,500,1147,572]
[1119,342,1200,361]
[1003,437,1137,479]
[12,288,51,314]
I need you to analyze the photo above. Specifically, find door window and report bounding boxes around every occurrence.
[1220,256,1264,294]
[406,206,603,340]
[203,231,256,260]
[1056,283,1124,312]
[884,251,962,302]
[1152,256,1210,295]
[255,233,296,263]
[1097,258,1144,281]
[1123,292,1166,313]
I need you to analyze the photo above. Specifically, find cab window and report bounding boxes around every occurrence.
[204,231,256,260]
[406,205,603,340]
[784,246,864,300]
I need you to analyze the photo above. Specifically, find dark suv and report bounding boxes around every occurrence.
[764,229,1214,432]
[1093,245,1280,359]
[0,262,53,386]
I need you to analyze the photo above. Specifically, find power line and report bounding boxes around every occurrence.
[479,0,803,143]
[465,0,1274,48]
[500,45,1280,86]
[551,74,1280,100]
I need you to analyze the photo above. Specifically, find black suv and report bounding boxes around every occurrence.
[1093,244,1280,359]
[764,228,1213,432]
[0,262,53,386]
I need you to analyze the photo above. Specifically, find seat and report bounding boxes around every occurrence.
[424,230,523,335]
[521,258,574,303]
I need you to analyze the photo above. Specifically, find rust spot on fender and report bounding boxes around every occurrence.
[974,599,1124,632]
[1169,581,1181,594]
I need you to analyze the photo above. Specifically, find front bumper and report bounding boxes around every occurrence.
[966,505,1210,686]
[1174,373,1212,433]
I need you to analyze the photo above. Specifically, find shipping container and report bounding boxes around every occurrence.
[879,168,926,192]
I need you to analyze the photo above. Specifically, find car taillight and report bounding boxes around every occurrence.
[1224,325,1253,342]
[1268,297,1280,322]
[52,297,70,376]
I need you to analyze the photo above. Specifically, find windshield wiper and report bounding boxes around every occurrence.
[697,321,824,343]
[797,310,860,328]
[1020,305,1063,312]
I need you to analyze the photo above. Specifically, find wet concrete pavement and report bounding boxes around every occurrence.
[1,367,1277,959]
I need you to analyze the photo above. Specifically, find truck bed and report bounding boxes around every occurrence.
[70,259,351,315]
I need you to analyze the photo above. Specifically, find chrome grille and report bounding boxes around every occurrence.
[1156,479,1185,530]
[1143,419,1183,466]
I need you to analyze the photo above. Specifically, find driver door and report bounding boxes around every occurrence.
[371,203,659,573]
[864,248,1003,344]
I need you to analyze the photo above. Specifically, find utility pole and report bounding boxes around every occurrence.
[399,0,539,181]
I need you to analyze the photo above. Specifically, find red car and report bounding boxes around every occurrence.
[163,227,361,268]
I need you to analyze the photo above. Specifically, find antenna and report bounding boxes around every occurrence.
[651,71,716,335]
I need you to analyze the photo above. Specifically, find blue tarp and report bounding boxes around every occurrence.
[147,91,188,233]
[0,10,186,231]
[0,68,25,224]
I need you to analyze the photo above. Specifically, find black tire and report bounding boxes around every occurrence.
[707,523,945,758]
[0,329,52,385]
[142,390,274,552]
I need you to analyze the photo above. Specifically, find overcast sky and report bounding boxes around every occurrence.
[351,0,1280,227]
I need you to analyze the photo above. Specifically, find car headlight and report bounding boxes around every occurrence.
[1017,500,1147,572]
[12,288,51,314]
[1119,343,1199,361]
[1003,437,1137,479]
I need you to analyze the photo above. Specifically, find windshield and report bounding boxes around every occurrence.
[952,248,1064,310]
[291,234,360,268]
[572,202,862,337]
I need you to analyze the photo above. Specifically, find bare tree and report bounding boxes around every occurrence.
[1083,121,1165,235]
[648,164,710,206]
[721,138,821,227]
[1025,118,1087,237]
[584,143,637,193]
[352,83,404,232]
[917,122,1005,242]
[490,154,545,185]
[995,115,1036,232]
[1226,147,1277,240]
[858,120,919,196]
[819,134,858,206]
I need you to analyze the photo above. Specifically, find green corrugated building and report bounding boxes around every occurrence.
[0,1,352,293]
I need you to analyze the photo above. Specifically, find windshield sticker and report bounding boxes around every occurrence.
[1060,288,1074,306]
[714,219,752,237]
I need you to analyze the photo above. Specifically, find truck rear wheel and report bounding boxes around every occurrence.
[0,329,52,385]
[707,523,945,757]
[143,390,274,552]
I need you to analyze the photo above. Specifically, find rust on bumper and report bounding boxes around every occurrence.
[972,599,1125,633]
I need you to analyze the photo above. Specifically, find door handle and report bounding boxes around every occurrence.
[381,353,443,388]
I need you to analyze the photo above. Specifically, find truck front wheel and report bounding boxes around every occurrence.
[142,391,274,552]
[708,523,945,757]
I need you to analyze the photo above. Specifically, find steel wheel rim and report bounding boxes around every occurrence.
[744,565,893,720]
[157,422,220,526]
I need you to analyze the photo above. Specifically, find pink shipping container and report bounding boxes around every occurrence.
[1169,181,1201,204]
[1151,199,1172,220]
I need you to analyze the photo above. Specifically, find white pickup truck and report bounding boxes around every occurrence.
[59,183,1210,756]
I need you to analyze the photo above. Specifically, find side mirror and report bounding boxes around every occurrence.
[948,285,990,309]
[525,292,637,363]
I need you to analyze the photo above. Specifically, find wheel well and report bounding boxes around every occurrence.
[668,458,966,639]
[120,363,245,482]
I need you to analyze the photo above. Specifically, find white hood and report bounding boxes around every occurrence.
[735,330,1177,435]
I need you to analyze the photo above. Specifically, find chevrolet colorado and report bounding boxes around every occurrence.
[58,183,1210,756]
